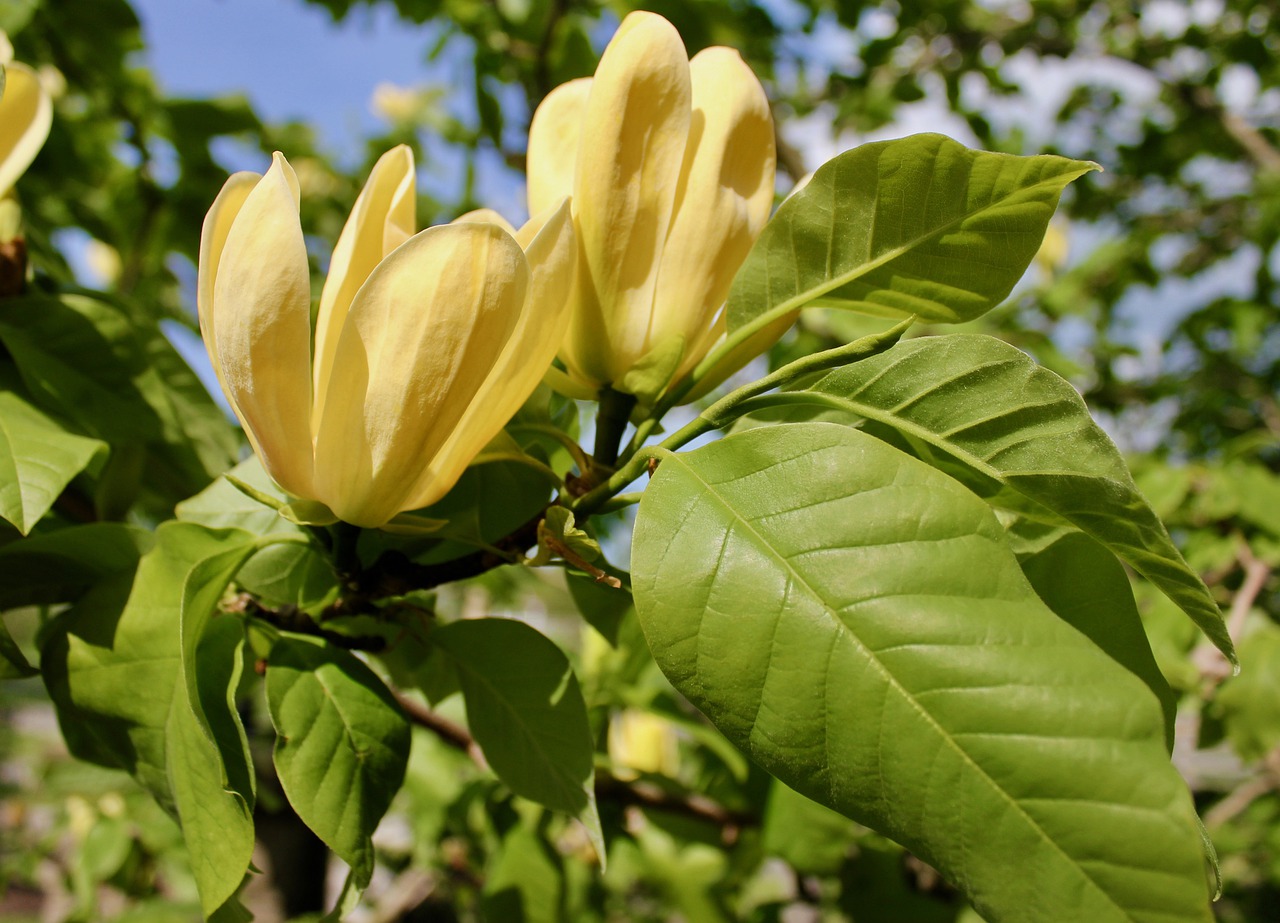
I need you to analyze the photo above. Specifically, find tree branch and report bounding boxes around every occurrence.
[395,693,758,835]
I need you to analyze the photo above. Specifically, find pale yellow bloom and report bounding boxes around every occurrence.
[198,146,576,528]
[608,708,681,780]
[0,33,53,200]
[527,12,777,403]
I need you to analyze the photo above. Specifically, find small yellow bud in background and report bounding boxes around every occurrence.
[1035,220,1071,280]
[198,146,577,527]
[83,238,122,287]
[608,708,682,780]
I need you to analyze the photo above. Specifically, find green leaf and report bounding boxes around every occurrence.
[0,615,36,678]
[0,522,153,610]
[728,134,1098,331]
[432,618,603,864]
[0,294,236,502]
[803,333,1231,660]
[0,294,163,443]
[632,423,1211,923]
[176,456,288,535]
[41,521,258,915]
[483,808,566,923]
[265,633,411,888]
[177,459,336,608]
[0,391,106,534]
[1213,624,1280,762]
[762,781,858,876]
[1020,533,1176,751]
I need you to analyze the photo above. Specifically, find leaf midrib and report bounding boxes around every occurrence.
[456,661,587,808]
[735,166,1089,328]
[663,449,1136,920]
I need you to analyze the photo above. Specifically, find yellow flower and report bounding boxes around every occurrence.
[0,33,53,200]
[198,146,575,528]
[527,11,777,403]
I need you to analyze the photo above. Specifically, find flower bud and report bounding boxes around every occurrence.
[198,146,576,527]
[527,12,777,403]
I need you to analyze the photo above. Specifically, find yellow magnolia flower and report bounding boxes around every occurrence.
[527,11,777,403]
[198,146,575,528]
[0,32,53,199]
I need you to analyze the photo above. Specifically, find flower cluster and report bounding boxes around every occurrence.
[197,12,783,527]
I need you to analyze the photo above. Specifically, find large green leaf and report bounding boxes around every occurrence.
[632,423,1211,923]
[432,618,604,863]
[801,333,1230,659]
[727,134,1097,331]
[0,392,106,534]
[41,522,258,916]
[265,633,411,888]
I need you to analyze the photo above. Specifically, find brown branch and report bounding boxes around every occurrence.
[1194,538,1273,685]
[1204,746,1280,830]
[1176,84,1280,175]
[395,693,758,835]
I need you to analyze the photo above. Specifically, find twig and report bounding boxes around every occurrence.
[1194,538,1272,684]
[1204,746,1280,830]
[395,694,758,834]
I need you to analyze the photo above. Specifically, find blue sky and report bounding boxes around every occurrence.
[132,0,440,159]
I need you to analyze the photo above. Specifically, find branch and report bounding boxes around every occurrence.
[395,693,758,836]
[1194,538,1272,684]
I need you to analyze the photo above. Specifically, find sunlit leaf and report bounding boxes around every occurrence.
[266,633,411,888]
[433,617,604,865]
[804,333,1231,659]
[0,391,106,534]
[632,423,1211,923]
[728,134,1097,331]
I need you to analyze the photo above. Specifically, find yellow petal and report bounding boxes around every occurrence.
[573,11,691,380]
[404,200,577,510]
[0,62,52,196]
[526,77,591,217]
[210,153,314,499]
[313,145,415,429]
[312,223,529,527]
[453,207,518,237]
[197,171,260,399]
[653,46,775,376]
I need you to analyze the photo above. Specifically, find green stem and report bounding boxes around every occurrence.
[593,387,638,469]
[573,320,913,517]
[330,521,362,584]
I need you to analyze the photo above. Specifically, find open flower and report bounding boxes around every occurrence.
[198,146,575,528]
[527,11,777,403]
[0,32,53,199]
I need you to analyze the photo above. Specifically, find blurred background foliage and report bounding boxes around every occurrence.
[1,0,1277,919]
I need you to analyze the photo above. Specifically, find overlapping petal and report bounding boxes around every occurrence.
[207,154,314,499]
[527,11,781,402]
[406,200,576,510]
[313,144,415,427]
[656,47,776,383]
[573,12,691,382]
[199,148,579,528]
[0,60,53,197]
[312,224,529,526]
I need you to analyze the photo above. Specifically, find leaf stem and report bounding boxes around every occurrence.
[579,321,913,516]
